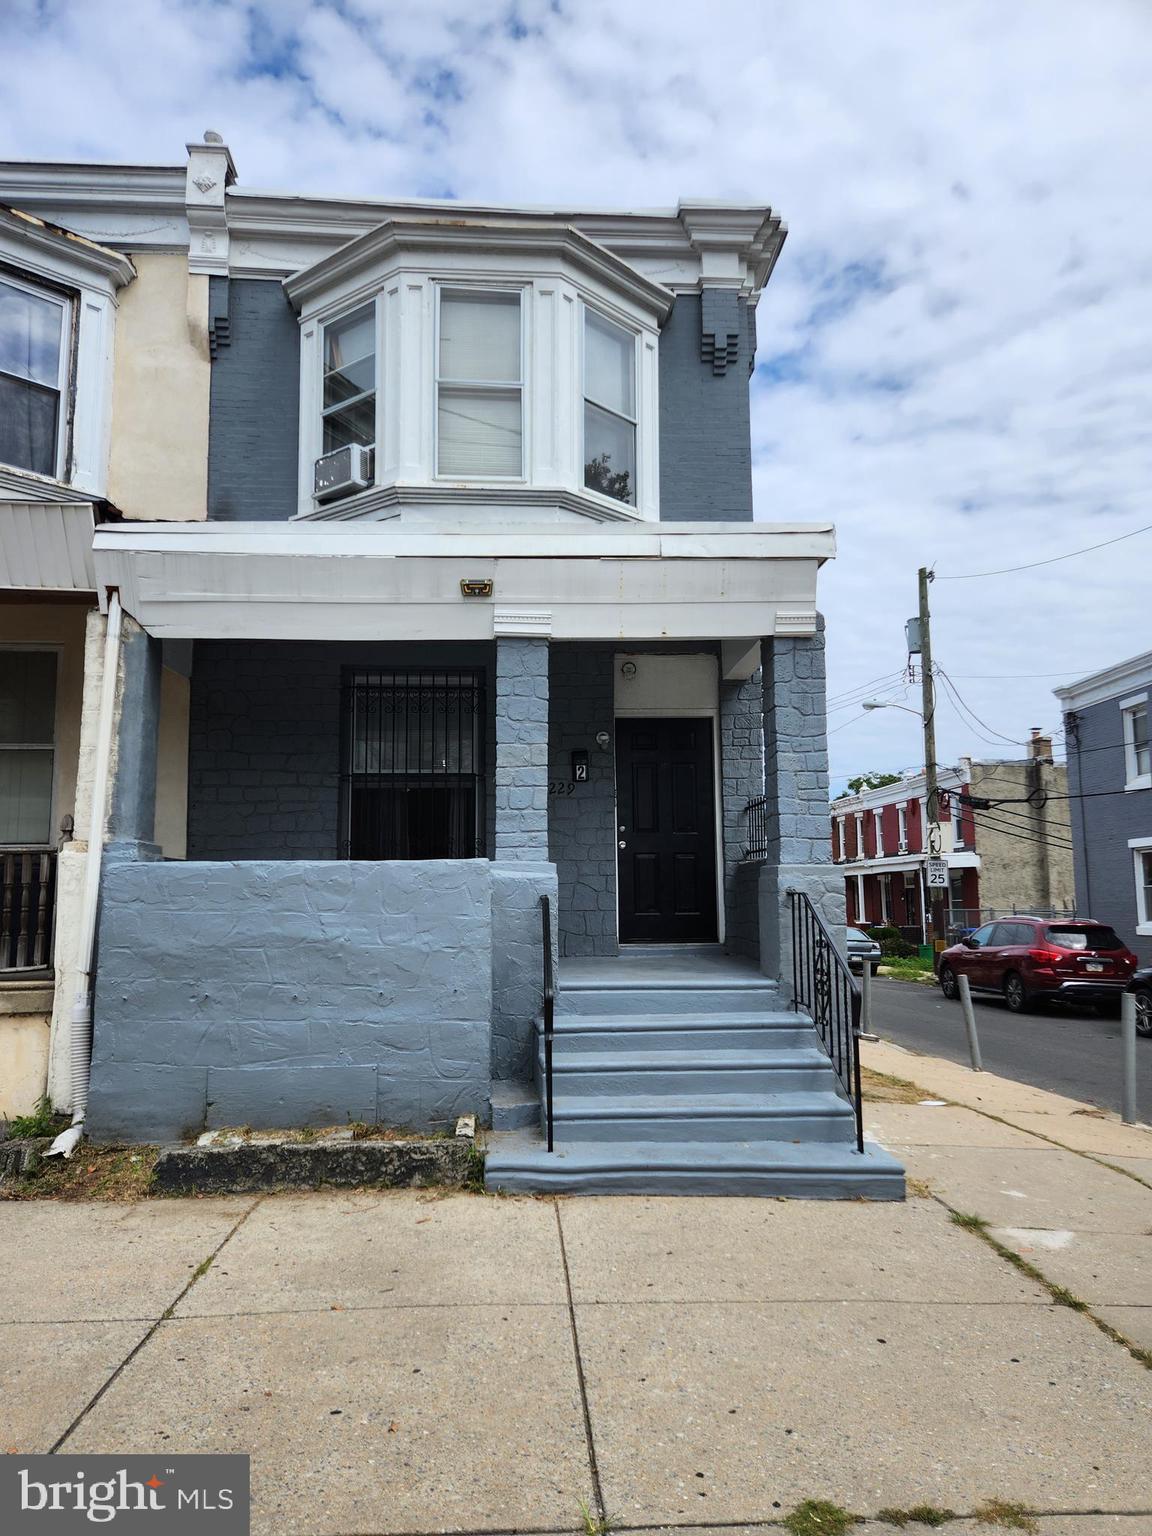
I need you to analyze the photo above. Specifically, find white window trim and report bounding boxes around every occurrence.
[853,810,864,860]
[873,807,884,858]
[0,270,72,483]
[834,817,845,862]
[1121,693,1151,793]
[433,283,527,484]
[0,643,61,850]
[580,299,640,513]
[897,803,908,853]
[319,297,379,461]
[1130,835,1152,935]
[291,239,662,522]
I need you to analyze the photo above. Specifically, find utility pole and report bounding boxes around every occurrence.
[918,567,947,964]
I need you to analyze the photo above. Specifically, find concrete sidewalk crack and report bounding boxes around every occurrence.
[48,1195,264,1454]
[553,1196,606,1529]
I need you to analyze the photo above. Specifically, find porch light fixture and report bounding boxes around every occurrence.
[595,731,611,750]
[460,578,494,598]
[620,660,637,678]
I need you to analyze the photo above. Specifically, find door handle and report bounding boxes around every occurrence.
[618,840,627,849]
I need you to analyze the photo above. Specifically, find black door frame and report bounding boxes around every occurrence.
[614,712,722,944]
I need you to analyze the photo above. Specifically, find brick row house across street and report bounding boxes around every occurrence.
[0,134,902,1197]
[830,732,1075,941]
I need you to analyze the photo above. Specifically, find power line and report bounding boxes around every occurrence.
[972,813,1074,852]
[827,670,908,706]
[933,666,1025,747]
[936,521,1152,580]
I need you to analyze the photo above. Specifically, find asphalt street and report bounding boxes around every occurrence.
[867,975,1152,1123]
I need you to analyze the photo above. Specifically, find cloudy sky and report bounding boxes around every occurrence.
[4,0,1150,789]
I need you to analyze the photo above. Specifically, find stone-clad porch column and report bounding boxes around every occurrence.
[494,634,550,859]
[491,631,557,1085]
[758,617,846,993]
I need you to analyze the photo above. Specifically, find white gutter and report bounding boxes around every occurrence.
[46,590,122,1159]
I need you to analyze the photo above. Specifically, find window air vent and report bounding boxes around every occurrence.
[314,443,373,502]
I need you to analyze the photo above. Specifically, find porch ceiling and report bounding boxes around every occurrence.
[92,520,833,643]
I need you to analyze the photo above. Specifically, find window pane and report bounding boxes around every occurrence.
[439,292,520,383]
[323,397,375,453]
[584,400,636,505]
[1141,851,1152,919]
[585,310,634,417]
[324,307,375,408]
[438,387,522,476]
[0,651,57,745]
[0,373,59,476]
[0,279,63,387]
[0,749,54,842]
[1132,705,1150,775]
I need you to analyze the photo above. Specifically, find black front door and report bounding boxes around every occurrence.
[616,717,718,943]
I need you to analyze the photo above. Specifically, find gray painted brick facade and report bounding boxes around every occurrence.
[548,644,619,956]
[494,636,549,860]
[207,277,300,522]
[87,859,493,1142]
[1064,676,1152,964]
[188,641,495,860]
[658,292,755,522]
[720,669,765,952]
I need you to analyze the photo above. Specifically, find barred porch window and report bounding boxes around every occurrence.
[339,669,486,859]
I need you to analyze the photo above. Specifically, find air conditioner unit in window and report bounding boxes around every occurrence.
[314,443,373,501]
[897,840,909,853]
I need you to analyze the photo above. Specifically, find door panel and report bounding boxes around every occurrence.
[616,717,718,943]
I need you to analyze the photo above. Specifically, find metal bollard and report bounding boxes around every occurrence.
[1121,992,1138,1125]
[958,974,983,1072]
[860,957,874,1037]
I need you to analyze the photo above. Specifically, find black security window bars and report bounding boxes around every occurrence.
[339,669,486,860]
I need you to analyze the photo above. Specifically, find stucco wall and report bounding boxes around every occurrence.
[968,759,1075,917]
[1065,685,1152,963]
[658,291,755,522]
[207,277,300,522]
[87,859,493,1141]
[107,254,210,520]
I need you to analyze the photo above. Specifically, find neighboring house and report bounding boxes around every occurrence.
[1055,651,1152,964]
[0,195,205,1117]
[830,731,1074,939]
[0,135,903,1197]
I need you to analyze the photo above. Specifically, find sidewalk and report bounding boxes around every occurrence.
[1,1054,1149,1535]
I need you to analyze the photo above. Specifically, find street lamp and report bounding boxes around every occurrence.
[862,700,921,716]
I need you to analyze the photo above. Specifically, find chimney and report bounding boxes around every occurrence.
[1029,727,1053,763]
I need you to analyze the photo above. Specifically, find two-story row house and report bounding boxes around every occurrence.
[0,135,901,1197]
[1056,650,1152,965]
[831,733,1074,939]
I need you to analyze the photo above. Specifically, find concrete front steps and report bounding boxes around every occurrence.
[485,955,905,1199]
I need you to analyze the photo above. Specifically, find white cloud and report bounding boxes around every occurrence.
[2,0,1149,785]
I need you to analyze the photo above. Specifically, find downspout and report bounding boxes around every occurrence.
[46,590,123,1159]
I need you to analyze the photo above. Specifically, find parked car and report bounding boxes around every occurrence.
[1127,967,1152,1038]
[846,926,882,973]
[938,917,1138,1015]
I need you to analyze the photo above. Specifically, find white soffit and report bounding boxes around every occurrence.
[0,501,96,592]
[93,520,832,642]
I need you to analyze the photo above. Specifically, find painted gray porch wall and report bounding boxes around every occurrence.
[494,636,549,860]
[658,292,756,522]
[490,860,558,1080]
[108,618,162,859]
[207,277,301,522]
[1064,683,1152,964]
[548,644,619,956]
[87,859,493,1142]
[757,623,845,991]
[187,641,496,860]
[720,668,765,953]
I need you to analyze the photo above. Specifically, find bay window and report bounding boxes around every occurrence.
[437,289,523,478]
[322,304,376,455]
[0,650,57,845]
[583,307,636,506]
[0,273,69,479]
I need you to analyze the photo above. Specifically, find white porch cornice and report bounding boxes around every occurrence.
[92,518,833,643]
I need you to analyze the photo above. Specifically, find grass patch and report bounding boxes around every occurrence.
[782,1500,859,1536]
[5,1097,70,1141]
[877,1508,956,1528]
[877,956,934,982]
[0,1144,158,1201]
[577,1498,613,1535]
[973,1500,1037,1532]
[860,1067,928,1106]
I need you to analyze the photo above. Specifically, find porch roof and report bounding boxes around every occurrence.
[92,518,834,645]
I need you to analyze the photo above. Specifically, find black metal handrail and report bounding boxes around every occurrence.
[742,795,768,861]
[541,893,555,1152]
[788,889,864,1153]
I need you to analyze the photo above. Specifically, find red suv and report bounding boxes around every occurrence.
[939,918,1138,1015]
